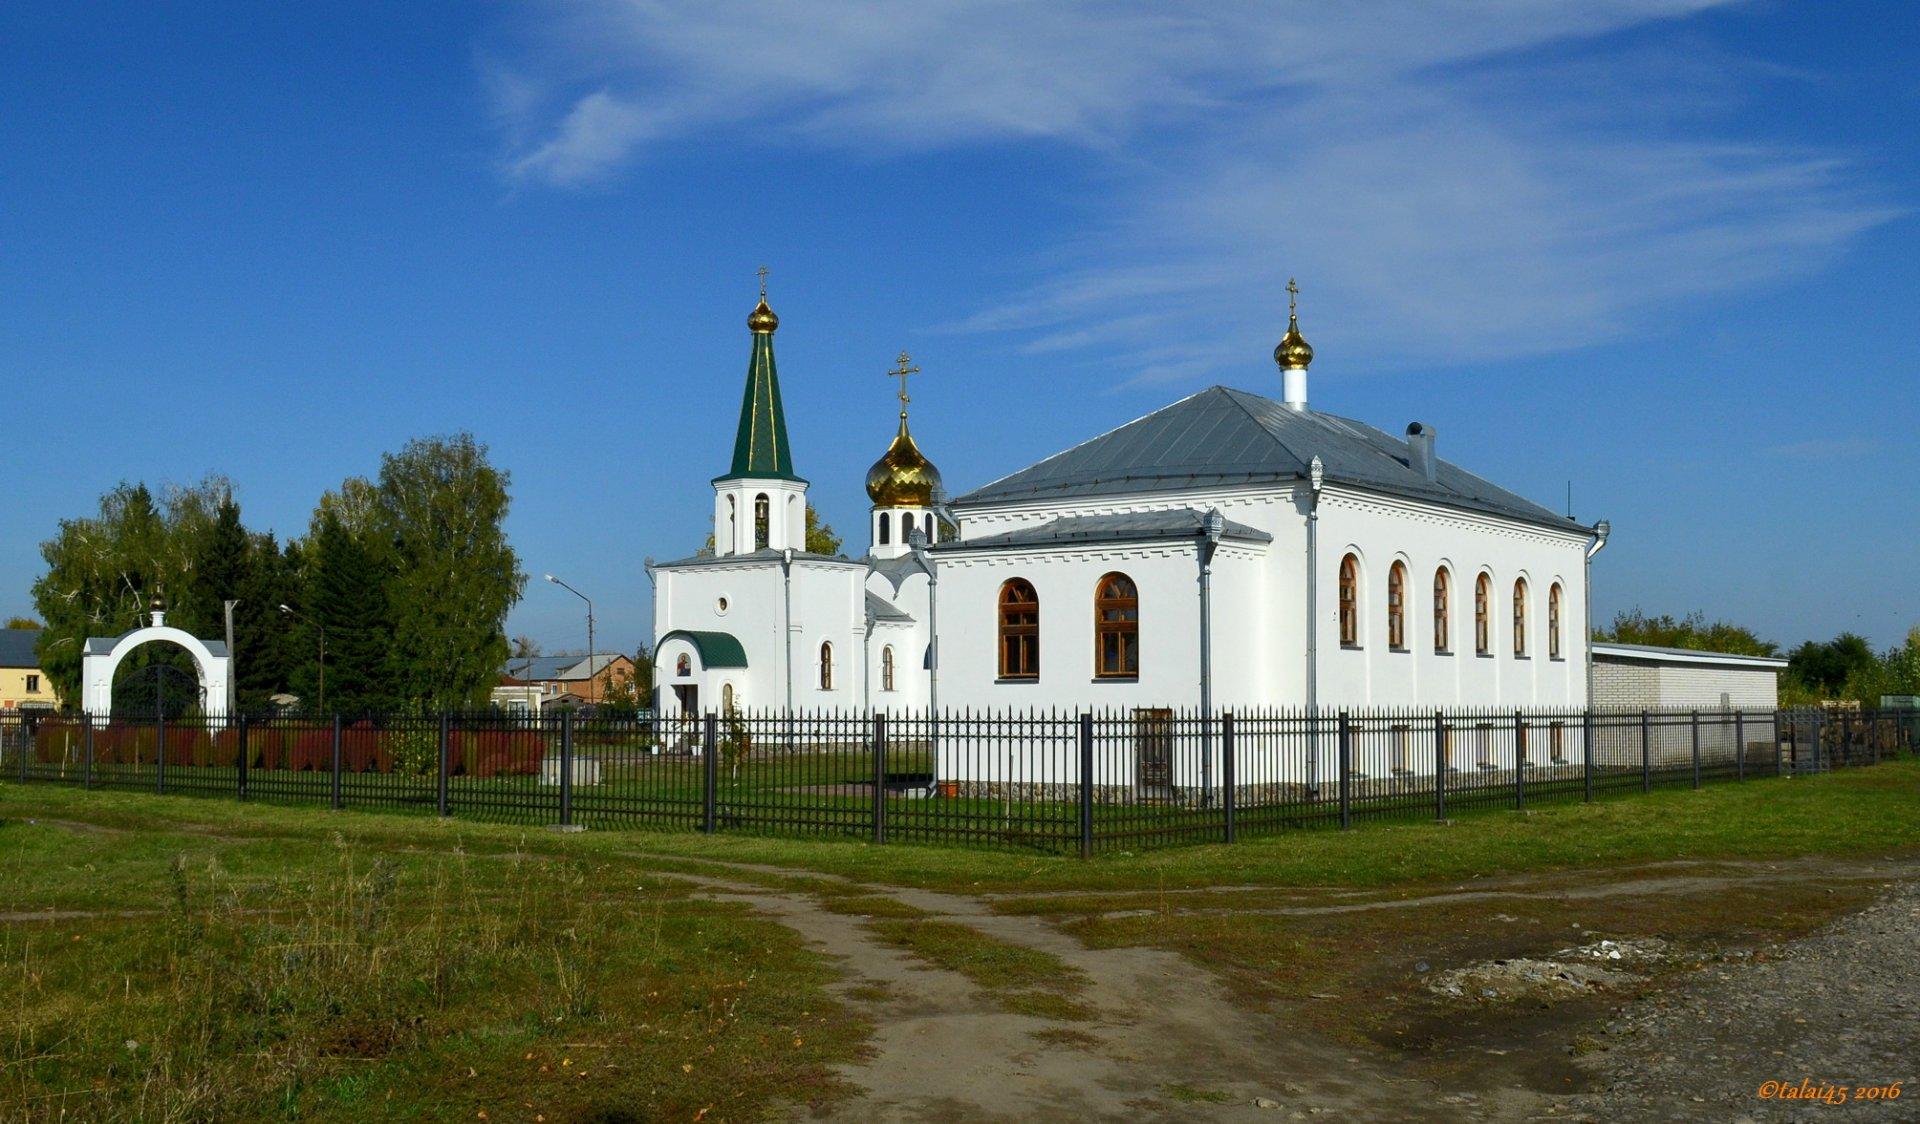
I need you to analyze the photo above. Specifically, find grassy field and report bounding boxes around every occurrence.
[0,803,867,1123]
[3,761,1916,1118]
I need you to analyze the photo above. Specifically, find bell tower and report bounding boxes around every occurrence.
[712,268,809,555]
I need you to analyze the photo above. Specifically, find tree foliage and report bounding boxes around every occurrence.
[29,434,523,714]
[367,434,525,710]
[1594,610,1779,657]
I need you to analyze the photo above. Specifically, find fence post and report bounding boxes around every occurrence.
[559,710,575,829]
[1735,711,1745,782]
[1640,710,1651,793]
[436,714,450,817]
[871,712,887,845]
[1221,712,1237,844]
[237,713,249,801]
[1812,709,1823,773]
[330,715,343,810]
[1078,713,1094,860]
[1433,711,1447,821]
[17,719,28,784]
[1582,710,1594,803]
[1337,711,1352,830]
[1513,710,1526,813]
[155,709,165,795]
[83,719,95,791]
[1776,710,1787,777]
[702,712,718,835]
[1690,710,1701,790]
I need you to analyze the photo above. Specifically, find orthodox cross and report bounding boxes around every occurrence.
[887,351,920,417]
[1287,277,1299,317]
[757,265,769,301]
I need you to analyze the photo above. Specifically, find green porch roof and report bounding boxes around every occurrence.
[658,629,749,669]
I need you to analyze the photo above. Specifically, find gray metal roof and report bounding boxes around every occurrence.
[865,591,915,624]
[81,629,229,659]
[502,653,626,682]
[0,629,42,669]
[650,549,858,570]
[935,509,1271,553]
[953,386,1583,532]
[1591,641,1788,669]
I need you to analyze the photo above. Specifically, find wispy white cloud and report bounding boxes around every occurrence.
[489,1,1896,369]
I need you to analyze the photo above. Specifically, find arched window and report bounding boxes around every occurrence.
[819,641,834,690]
[998,579,1039,679]
[1338,554,1360,647]
[1433,567,1451,652]
[675,653,691,677]
[1387,562,1408,651]
[924,514,934,541]
[1512,578,1529,657]
[878,512,891,545]
[721,683,735,712]
[753,494,770,550]
[1548,583,1563,660]
[881,645,896,691]
[1094,572,1139,678]
[1474,574,1491,655]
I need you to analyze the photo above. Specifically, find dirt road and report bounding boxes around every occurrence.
[656,853,1920,1122]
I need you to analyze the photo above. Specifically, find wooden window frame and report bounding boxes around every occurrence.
[1548,583,1563,660]
[1338,553,1360,648]
[1387,562,1408,651]
[1094,572,1140,679]
[881,645,896,692]
[1474,574,1491,656]
[1512,578,1529,658]
[998,579,1040,680]
[819,641,834,691]
[1432,567,1451,653]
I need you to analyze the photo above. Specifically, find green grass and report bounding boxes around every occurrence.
[863,919,1095,1021]
[7,759,1918,902]
[0,810,867,1122]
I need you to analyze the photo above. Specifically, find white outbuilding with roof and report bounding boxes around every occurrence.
[649,279,1606,722]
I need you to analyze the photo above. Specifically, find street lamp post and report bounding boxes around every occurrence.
[278,604,326,715]
[545,574,597,703]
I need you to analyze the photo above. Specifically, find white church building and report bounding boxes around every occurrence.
[649,282,1606,722]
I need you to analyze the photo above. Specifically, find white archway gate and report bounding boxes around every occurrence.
[81,610,232,719]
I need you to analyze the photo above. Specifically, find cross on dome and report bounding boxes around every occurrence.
[888,351,920,418]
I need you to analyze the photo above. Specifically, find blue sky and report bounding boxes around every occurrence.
[3,2,1915,656]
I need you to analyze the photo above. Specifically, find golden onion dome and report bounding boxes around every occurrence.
[747,297,779,334]
[866,417,943,508]
[1275,310,1313,370]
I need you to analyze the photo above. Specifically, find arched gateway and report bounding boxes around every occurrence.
[80,597,232,718]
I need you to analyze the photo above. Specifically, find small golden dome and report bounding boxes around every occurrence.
[866,417,943,508]
[747,297,779,334]
[1275,315,1312,370]
[1274,278,1313,370]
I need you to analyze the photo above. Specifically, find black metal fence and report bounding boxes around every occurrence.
[1,706,1912,855]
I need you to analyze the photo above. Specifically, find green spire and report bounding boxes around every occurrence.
[720,273,803,482]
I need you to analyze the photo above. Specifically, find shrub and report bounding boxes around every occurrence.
[455,728,545,778]
[340,721,395,774]
[32,721,84,765]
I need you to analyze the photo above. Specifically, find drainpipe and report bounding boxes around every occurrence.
[781,549,795,711]
[1198,509,1224,802]
[1583,520,1610,707]
[911,492,952,789]
[1306,456,1325,793]
[643,558,659,714]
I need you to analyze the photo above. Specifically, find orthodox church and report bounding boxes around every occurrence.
[649,281,1604,720]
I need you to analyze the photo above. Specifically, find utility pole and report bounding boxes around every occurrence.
[223,599,239,715]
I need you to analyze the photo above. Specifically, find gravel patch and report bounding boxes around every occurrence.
[1564,881,1920,1122]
